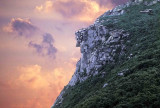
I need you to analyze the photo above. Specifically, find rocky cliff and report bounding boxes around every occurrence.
[68,26,129,86]
[68,0,145,87]
[52,0,160,107]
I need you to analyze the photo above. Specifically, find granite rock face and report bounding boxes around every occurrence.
[68,26,129,86]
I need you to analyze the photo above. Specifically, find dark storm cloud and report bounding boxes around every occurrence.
[4,18,38,38]
[29,33,57,59]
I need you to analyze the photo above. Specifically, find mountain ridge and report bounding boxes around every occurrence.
[52,0,160,107]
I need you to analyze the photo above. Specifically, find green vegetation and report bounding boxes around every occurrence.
[53,2,160,108]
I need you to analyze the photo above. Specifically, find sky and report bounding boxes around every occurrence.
[0,0,128,108]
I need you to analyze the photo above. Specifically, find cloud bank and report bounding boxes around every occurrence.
[1,64,70,108]
[35,0,113,22]
[29,33,57,59]
[35,0,128,22]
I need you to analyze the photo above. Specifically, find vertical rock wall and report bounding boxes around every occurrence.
[68,25,129,86]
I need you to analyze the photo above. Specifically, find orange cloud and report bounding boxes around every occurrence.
[36,1,53,13]
[16,65,49,89]
[35,0,113,22]
[13,64,70,90]
[0,64,76,108]
[0,38,79,107]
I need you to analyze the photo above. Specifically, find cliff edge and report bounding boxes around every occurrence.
[52,0,160,107]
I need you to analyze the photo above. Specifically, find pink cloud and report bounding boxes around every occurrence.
[3,18,58,59]
[35,0,113,22]
[52,0,86,18]
[3,18,38,38]
[29,33,57,59]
